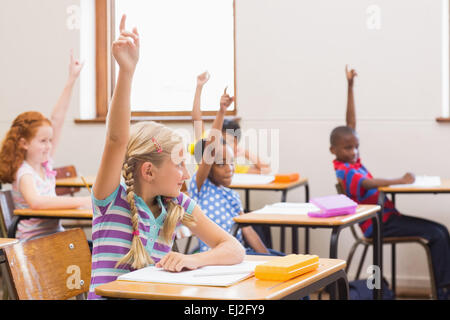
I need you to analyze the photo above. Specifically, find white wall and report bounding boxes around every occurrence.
[1,0,450,289]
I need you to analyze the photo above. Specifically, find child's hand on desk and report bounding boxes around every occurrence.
[220,87,235,112]
[112,14,140,73]
[345,64,358,86]
[155,251,199,272]
[197,71,210,87]
[401,172,415,184]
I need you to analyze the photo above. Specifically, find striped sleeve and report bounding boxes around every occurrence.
[174,192,197,215]
[346,168,368,201]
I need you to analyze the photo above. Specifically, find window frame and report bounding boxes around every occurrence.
[93,0,237,121]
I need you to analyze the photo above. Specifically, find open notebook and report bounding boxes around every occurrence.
[231,173,275,185]
[117,260,265,287]
[389,176,441,188]
[252,202,322,215]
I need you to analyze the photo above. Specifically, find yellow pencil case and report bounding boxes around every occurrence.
[254,254,319,281]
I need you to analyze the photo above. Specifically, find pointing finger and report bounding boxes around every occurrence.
[119,14,126,32]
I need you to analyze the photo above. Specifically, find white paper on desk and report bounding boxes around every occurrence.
[389,176,441,188]
[117,260,265,287]
[252,202,322,215]
[231,173,275,185]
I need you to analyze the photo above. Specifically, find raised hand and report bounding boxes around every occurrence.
[197,71,210,87]
[345,64,358,86]
[220,87,235,112]
[68,49,84,81]
[112,14,140,73]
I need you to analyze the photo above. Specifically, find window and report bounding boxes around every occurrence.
[80,0,236,121]
[439,0,450,121]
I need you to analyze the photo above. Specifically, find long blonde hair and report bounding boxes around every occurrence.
[115,121,195,269]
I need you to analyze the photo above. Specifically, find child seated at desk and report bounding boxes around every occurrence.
[188,88,283,256]
[330,65,450,299]
[0,51,91,242]
[88,15,245,300]
[190,71,271,174]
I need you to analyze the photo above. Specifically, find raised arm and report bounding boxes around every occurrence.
[192,71,210,141]
[50,50,84,156]
[345,65,358,130]
[195,88,234,191]
[241,148,272,174]
[93,15,140,200]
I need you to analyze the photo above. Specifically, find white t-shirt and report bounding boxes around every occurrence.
[12,160,63,241]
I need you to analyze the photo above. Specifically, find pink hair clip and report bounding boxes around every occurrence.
[132,230,140,236]
[151,137,163,153]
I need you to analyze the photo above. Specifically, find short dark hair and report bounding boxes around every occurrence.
[330,126,356,146]
[222,119,242,142]
[193,138,226,164]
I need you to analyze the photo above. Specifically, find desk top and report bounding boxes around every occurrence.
[14,208,93,219]
[233,205,380,226]
[94,255,346,300]
[378,179,450,193]
[56,176,95,187]
[56,176,308,191]
[0,238,18,249]
[229,177,308,190]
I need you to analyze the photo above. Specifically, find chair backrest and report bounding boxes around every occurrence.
[335,182,345,195]
[0,190,16,238]
[54,165,81,196]
[3,228,91,300]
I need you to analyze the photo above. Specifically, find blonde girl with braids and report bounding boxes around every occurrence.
[88,15,244,300]
[0,51,91,242]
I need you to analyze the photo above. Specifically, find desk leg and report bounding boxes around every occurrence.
[336,269,350,300]
[376,192,386,300]
[328,226,342,299]
[245,189,250,213]
[230,223,240,237]
[304,183,310,254]
[280,190,287,252]
[282,268,349,300]
[372,207,382,300]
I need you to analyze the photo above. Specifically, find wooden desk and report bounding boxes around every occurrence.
[8,208,92,238]
[230,177,310,253]
[377,179,450,300]
[0,238,18,249]
[56,176,95,188]
[231,205,382,300]
[95,255,349,300]
[378,179,450,195]
[14,208,92,219]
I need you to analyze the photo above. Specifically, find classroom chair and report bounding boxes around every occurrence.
[54,165,81,196]
[335,183,437,299]
[172,225,199,254]
[54,165,91,230]
[171,181,199,254]
[0,191,19,239]
[0,190,20,300]
[2,228,91,300]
